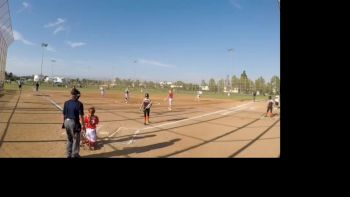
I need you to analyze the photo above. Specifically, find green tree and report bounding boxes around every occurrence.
[126,79,133,87]
[82,79,87,87]
[247,79,254,94]
[266,82,273,95]
[135,80,140,87]
[114,78,122,86]
[231,75,239,91]
[270,76,280,95]
[201,80,207,86]
[240,70,248,94]
[255,76,266,94]
[175,81,185,89]
[209,78,216,92]
[149,81,155,88]
[7,72,14,81]
[183,83,193,91]
[217,78,225,93]
[191,83,199,91]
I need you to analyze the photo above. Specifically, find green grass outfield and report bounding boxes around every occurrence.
[4,83,268,102]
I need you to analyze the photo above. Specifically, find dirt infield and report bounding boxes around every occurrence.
[0,88,280,158]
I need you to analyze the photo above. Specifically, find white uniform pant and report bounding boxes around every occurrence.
[86,128,97,143]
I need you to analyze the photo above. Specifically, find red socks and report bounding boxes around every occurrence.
[144,116,150,124]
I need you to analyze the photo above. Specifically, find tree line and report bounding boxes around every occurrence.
[201,71,279,95]
[5,70,280,95]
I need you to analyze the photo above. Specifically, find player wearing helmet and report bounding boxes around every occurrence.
[140,93,153,125]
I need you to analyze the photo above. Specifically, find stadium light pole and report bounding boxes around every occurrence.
[41,43,48,81]
[228,48,235,72]
[228,48,235,93]
[51,59,56,77]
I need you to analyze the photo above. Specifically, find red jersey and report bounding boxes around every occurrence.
[168,92,174,99]
[84,115,99,129]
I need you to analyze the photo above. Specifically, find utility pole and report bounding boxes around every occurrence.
[51,59,56,77]
[41,43,48,82]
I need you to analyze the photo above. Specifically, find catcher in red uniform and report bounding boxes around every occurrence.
[83,107,99,150]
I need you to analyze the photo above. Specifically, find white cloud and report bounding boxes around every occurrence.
[45,18,66,28]
[66,41,87,48]
[229,0,242,9]
[46,46,56,52]
[13,30,36,46]
[53,26,65,35]
[22,2,29,8]
[135,59,176,68]
[45,18,67,35]
[17,2,30,13]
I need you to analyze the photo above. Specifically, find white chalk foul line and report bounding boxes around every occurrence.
[107,127,140,145]
[109,127,123,138]
[127,130,140,145]
[221,102,253,116]
[118,102,255,146]
[140,101,255,133]
[44,96,63,111]
[221,107,245,116]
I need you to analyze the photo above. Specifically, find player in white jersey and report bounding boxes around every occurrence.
[196,91,203,102]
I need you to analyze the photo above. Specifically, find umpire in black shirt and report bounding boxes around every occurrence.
[63,88,85,158]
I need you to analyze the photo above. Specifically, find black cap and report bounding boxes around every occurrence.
[71,88,81,96]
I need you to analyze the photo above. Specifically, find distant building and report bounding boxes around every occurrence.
[232,88,239,93]
[159,81,173,88]
[0,0,14,94]
[34,75,40,82]
[224,87,239,93]
[171,85,183,89]
[200,86,209,91]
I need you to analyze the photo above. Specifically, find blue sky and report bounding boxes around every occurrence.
[7,0,280,83]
